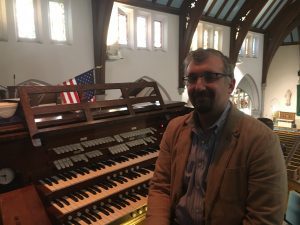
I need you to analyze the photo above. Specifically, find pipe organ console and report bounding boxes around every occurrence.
[0,82,190,225]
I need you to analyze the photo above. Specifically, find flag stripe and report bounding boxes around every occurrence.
[60,69,95,104]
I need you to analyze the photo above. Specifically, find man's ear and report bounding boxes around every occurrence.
[228,78,236,94]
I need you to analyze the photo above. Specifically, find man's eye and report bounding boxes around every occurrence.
[189,75,198,82]
[204,72,217,81]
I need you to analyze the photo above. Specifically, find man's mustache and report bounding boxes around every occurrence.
[191,90,214,98]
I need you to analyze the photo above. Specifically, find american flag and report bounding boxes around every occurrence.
[60,69,95,104]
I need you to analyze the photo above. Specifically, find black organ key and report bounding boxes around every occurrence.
[102,205,114,213]
[83,212,97,222]
[92,185,101,193]
[77,190,89,198]
[106,180,117,187]
[87,164,98,172]
[126,153,138,159]
[97,162,106,169]
[73,192,84,200]
[57,174,67,181]
[48,177,58,184]
[53,199,64,208]
[111,176,124,184]
[97,207,110,216]
[124,194,137,202]
[80,167,90,174]
[86,187,97,195]
[68,194,79,202]
[43,178,53,186]
[129,192,141,200]
[97,182,109,190]
[67,171,78,178]
[90,210,102,219]
[69,219,80,225]
[118,176,128,183]
[114,199,126,208]
[109,202,122,210]
[101,180,113,188]
[59,197,70,205]
[74,168,85,175]
[79,215,91,224]
[138,168,150,174]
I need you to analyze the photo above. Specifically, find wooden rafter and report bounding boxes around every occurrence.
[263,0,300,84]
[167,0,173,7]
[115,0,180,14]
[92,0,114,85]
[259,1,282,30]
[229,0,267,64]
[205,0,217,16]
[223,0,239,21]
[178,0,209,89]
[252,0,276,28]
[215,1,228,18]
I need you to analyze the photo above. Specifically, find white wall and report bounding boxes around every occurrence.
[263,45,299,124]
[105,8,180,101]
[0,0,94,86]
[235,33,264,116]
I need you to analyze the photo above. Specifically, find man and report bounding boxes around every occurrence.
[145,48,287,225]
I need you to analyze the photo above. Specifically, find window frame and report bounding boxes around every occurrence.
[0,0,8,41]
[136,14,149,49]
[153,20,162,49]
[193,22,223,51]
[48,0,72,45]
[13,0,42,42]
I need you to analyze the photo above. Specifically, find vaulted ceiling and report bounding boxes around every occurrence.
[92,0,300,87]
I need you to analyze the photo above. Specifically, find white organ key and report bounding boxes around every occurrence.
[50,171,153,215]
[40,150,158,193]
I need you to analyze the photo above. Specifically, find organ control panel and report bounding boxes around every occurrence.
[0,82,190,225]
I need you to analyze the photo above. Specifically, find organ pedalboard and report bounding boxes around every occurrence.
[0,82,190,225]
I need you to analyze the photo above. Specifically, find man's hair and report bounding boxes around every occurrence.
[257,117,274,130]
[184,48,234,79]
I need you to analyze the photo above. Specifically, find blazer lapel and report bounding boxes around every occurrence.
[205,107,243,218]
[173,119,193,198]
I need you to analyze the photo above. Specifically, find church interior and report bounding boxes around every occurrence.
[0,0,300,224]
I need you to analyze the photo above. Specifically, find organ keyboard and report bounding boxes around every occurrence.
[0,82,190,225]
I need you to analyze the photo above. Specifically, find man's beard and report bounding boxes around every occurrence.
[188,89,215,113]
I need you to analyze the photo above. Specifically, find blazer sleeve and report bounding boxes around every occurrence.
[145,117,179,225]
[243,127,288,225]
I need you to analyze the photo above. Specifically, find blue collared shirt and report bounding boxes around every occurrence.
[175,102,231,225]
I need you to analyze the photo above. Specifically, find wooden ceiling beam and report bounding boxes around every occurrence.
[259,1,282,30]
[167,0,173,7]
[115,0,180,14]
[223,0,239,21]
[92,0,114,85]
[178,0,209,89]
[205,0,217,16]
[215,1,228,18]
[229,1,267,64]
[262,0,300,84]
[252,0,276,28]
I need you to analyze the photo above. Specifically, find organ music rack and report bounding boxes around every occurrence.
[0,82,189,225]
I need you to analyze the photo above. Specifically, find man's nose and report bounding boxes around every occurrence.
[194,76,206,89]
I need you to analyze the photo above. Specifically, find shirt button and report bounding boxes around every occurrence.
[201,140,205,144]
[198,162,202,167]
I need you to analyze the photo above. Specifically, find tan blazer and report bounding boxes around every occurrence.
[146,106,287,225]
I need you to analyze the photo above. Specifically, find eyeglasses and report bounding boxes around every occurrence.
[183,72,230,85]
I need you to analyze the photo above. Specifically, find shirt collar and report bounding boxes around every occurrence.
[187,102,231,134]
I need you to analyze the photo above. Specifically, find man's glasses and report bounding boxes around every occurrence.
[183,72,230,85]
